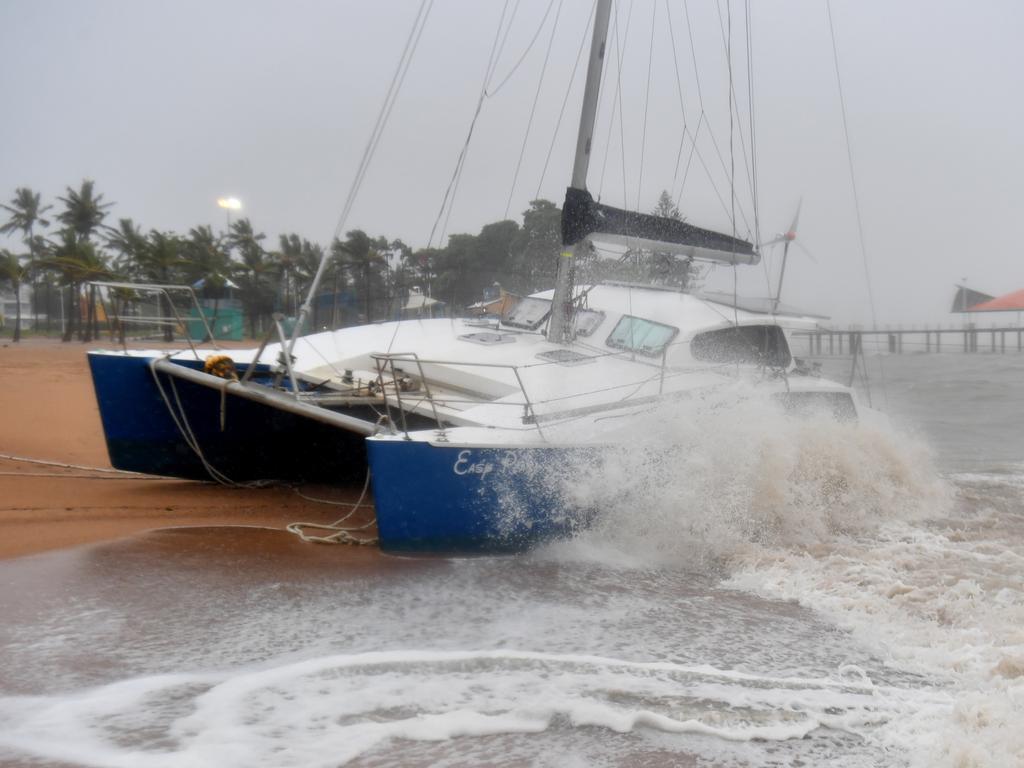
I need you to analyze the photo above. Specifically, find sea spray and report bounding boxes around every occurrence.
[540,383,1024,767]
[542,382,952,564]
[4,372,1018,766]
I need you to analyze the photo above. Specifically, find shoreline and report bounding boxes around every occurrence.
[0,338,373,560]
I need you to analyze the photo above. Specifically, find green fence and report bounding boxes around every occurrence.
[187,306,244,341]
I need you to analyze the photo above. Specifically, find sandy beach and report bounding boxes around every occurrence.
[0,338,373,560]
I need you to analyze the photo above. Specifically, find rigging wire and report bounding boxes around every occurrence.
[488,0,557,97]
[534,0,596,200]
[714,0,757,241]
[504,0,566,219]
[826,0,886,407]
[596,0,625,201]
[664,0,698,203]
[670,0,753,237]
[636,1,657,210]
[331,0,434,246]
[616,0,635,210]
[727,0,740,329]
[745,0,770,297]
[490,0,525,87]
[427,0,514,249]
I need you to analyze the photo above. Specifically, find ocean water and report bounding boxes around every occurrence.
[1,353,1023,767]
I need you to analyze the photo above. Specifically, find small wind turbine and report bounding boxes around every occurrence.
[763,200,816,313]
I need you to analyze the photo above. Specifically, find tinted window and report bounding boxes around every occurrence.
[606,315,679,356]
[691,325,791,367]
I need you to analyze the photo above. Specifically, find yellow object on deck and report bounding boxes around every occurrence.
[203,355,239,381]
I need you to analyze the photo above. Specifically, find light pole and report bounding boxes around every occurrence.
[217,197,242,235]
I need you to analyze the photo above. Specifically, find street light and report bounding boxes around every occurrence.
[217,197,242,233]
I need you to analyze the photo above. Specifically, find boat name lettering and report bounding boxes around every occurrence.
[453,450,493,478]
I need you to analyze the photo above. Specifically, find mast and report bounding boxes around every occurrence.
[548,0,613,344]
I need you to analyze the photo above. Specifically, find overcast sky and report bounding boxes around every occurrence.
[2,0,1022,326]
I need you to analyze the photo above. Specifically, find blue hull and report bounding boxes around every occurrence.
[367,438,596,554]
[88,352,370,483]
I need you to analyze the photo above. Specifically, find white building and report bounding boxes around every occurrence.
[0,284,36,330]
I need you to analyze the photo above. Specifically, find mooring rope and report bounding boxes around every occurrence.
[286,470,378,546]
[0,452,153,475]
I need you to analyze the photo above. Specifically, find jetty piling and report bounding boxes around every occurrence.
[794,325,1024,356]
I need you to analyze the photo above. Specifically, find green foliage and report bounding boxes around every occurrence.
[333,229,389,323]
[1,187,51,244]
[183,225,231,296]
[1,179,588,337]
[0,249,28,341]
[511,199,561,292]
[228,218,274,336]
[56,180,113,242]
[104,218,148,277]
[652,189,682,221]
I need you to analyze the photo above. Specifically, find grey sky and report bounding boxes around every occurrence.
[2,0,1022,326]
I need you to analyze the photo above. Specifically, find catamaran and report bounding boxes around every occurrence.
[88,0,870,553]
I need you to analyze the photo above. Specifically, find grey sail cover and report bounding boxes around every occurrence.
[561,187,759,265]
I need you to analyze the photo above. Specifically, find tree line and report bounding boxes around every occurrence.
[0,180,565,342]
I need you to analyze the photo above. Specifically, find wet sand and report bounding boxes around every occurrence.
[0,338,375,560]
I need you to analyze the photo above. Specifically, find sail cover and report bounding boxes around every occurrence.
[561,187,758,265]
[963,287,1024,313]
[950,285,995,312]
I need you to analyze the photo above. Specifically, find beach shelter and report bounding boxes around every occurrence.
[964,288,1024,313]
[950,285,995,313]
[401,289,445,319]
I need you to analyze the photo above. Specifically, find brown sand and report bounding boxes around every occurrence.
[0,338,374,559]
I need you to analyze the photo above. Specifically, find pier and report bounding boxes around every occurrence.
[793,326,1024,356]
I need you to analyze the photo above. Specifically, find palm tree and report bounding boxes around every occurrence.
[46,231,111,341]
[228,218,272,337]
[337,230,388,324]
[56,180,113,243]
[139,230,189,341]
[291,238,327,330]
[104,218,148,277]
[273,233,303,317]
[1,187,52,333]
[183,225,232,341]
[0,249,28,341]
[0,188,51,242]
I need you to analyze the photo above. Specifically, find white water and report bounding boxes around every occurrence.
[1,355,1022,766]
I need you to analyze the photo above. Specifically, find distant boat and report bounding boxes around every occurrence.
[87,0,872,553]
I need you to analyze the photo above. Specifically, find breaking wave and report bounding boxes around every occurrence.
[0,649,937,768]
[531,385,1022,767]
[552,384,952,563]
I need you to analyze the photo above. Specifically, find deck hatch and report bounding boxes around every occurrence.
[502,297,552,330]
[535,349,595,365]
[457,332,517,346]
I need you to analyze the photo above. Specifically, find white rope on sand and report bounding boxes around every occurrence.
[0,452,160,477]
[0,471,163,480]
[287,470,378,546]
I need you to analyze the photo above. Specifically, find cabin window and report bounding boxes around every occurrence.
[690,325,791,368]
[458,332,516,345]
[572,309,605,337]
[606,315,678,356]
[502,297,551,330]
[535,349,594,365]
